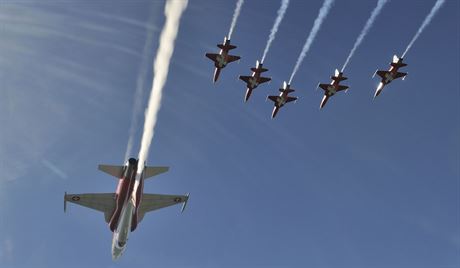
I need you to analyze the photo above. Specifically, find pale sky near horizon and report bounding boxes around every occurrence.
[0,0,459,267]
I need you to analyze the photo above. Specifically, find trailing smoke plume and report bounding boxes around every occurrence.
[261,0,290,63]
[137,0,188,173]
[402,0,445,58]
[124,12,156,162]
[341,0,388,72]
[228,0,244,40]
[289,0,334,84]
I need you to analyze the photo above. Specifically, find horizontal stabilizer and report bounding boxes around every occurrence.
[98,165,124,178]
[144,166,169,179]
[251,67,268,72]
[218,44,237,50]
[390,62,407,68]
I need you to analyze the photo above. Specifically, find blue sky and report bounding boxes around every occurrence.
[0,0,459,267]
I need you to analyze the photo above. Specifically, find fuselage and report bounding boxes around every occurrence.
[213,47,231,82]
[110,158,144,260]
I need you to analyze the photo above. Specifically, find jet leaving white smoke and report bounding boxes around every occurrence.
[261,0,289,63]
[137,0,188,174]
[402,0,445,58]
[124,12,156,162]
[341,0,388,72]
[289,0,334,84]
[228,0,244,40]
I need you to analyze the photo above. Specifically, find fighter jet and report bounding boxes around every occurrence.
[267,81,298,119]
[64,158,189,260]
[239,60,271,102]
[373,55,408,98]
[317,69,349,109]
[205,36,241,83]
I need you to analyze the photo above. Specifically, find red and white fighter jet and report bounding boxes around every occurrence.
[373,55,408,98]
[205,36,240,83]
[65,158,189,260]
[317,69,349,109]
[239,60,271,102]
[267,81,298,119]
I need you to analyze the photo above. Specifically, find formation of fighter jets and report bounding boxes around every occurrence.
[65,158,189,260]
[205,37,409,118]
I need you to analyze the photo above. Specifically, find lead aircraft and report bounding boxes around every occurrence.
[64,158,189,260]
[205,36,240,83]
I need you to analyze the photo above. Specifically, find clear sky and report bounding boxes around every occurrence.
[0,0,459,267]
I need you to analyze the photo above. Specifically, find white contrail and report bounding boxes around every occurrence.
[261,0,290,63]
[124,12,156,162]
[136,0,188,175]
[402,0,445,58]
[228,0,244,40]
[341,0,389,72]
[289,0,334,84]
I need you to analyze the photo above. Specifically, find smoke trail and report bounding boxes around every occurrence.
[341,0,388,72]
[228,0,244,40]
[124,12,156,162]
[402,0,445,58]
[289,0,334,84]
[137,0,188,173]
[261,0,290,63]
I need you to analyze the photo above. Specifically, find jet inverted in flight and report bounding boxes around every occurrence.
[317,69,349,109]
[205,36,241,83]
[239,60,271,102]
[373,55,408,98]
[64,158,189,260]
[267,81,297,118]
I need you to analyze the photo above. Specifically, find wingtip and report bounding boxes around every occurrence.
[64,191,67,213]
[181,193,190,213]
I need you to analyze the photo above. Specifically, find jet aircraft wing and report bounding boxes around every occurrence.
[337,85,349,92]
[239,75,251,84]
[286,96,297,103]
[226,55,240,64]
[318,84,329,91]
[64,193,116,223]
[376,70,388,79]
[139,193,188,213]
[394,72,407,79]
[259,77,271,84]
[267,96,279,103]
[137,193,189,222]
[205,53,218,62]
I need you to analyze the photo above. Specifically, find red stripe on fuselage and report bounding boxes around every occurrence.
[109,160,139,232]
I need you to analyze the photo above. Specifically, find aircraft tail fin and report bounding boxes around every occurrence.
[393,55,400,63]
